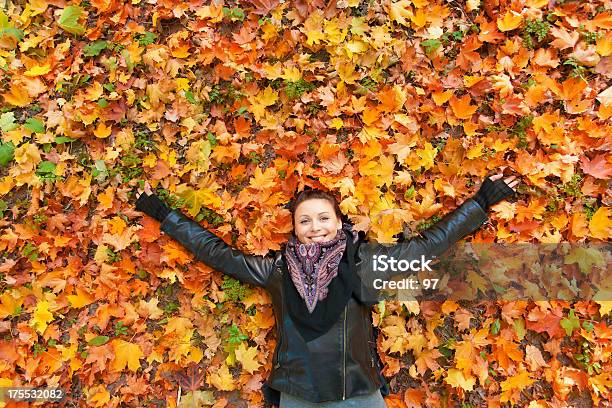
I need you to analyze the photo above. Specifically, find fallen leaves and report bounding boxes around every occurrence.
[0,0,609,406]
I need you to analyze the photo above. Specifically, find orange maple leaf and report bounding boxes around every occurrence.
[449,95,478,120]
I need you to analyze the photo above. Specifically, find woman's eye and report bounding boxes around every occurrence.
[320,217,329,221]
[300,220,309,224]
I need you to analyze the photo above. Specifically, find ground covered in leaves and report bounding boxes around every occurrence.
[0,0,610,407]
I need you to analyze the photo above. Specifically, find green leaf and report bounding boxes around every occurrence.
[0,199,7,217]
[58,5,86,35]
[490,318,501,335]
[88,335,110,346]
[0,142,15,166]
[421,39,442,54]
[0,10,24,42]
[55,136,75,144]
[103,83,115,92]
[136,32,157,46]
[97,98,108,108]
[83,40,108,57]
[560,309,580,337]
[0,112,18,132]
[184,90,196,104]
[513,317,526,340]
[36,160,56,174]
[1,27,24,42]
[24,118,45,133]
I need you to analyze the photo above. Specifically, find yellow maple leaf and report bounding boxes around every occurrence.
[86,385,110,407]
[596,35,612,57]
[491,201,516,221]
[261,22,278,41]
[176,184,222,217]
[432,90,453,106]
[96,186,115,211]
[250,86,279,120]
[303,10,325,46]
[590,372,612,401]
[234,343,261,374]
[497,11,523,32]
[165,316,194,337]
[137,297,164,320]
[329,118,343,129]
[176,78,190,92]
[208,364,236,391]
[589,207,611,240]
[337,61,360,84]
[467,0,480,12]
[409,191,443,220]
[30,300,54,334]
[411,8,427,27]
[445,368,476,391]
[466,142,484,159]
[110,339,143,372]
[595,300,612,316]
[27,0,49,16]
[344,39,368,57]
[0,291,24,319]
[249,166,277,190]
[281,66,302,82]
[14,142,41,174]
[93,122,112,138]
[388,133,417,164]
[24,63,51,76]
[387,0,413,27]
[370,212,404,243]
[194,4,223,22]
[411,142,437,171]
[500,371,534,403]
[359,155,395,187]
[186,345,203,364]
[67,287,94,308]
[107,216,127,235]
[433,178,455,198]
[3,83,32,106]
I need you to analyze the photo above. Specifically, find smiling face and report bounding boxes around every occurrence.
[293,198,343,244]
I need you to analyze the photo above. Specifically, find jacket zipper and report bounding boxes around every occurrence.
[342,304,347,400]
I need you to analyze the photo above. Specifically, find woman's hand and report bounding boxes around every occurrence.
[135,183,171,222]
[472,172,520,211]
[489,173,519,191]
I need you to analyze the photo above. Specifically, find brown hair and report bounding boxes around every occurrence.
[289,189,343,223]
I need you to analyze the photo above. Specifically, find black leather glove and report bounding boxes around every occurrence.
[135,193,171,222]
[472,177,515,211]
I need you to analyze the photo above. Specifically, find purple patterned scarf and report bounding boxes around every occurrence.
[284,229,347,313]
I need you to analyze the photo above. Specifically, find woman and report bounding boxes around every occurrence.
[135,174,518,407]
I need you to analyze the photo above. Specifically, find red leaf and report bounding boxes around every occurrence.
[250,0,280,15]
[526,307,565,338]
[163,362,206,392]
[580,154,612,179]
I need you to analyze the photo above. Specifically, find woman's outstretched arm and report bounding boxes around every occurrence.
[362,174,519,281]
[135,193,276,288]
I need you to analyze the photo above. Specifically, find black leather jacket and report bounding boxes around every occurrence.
[159,199,488,404]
